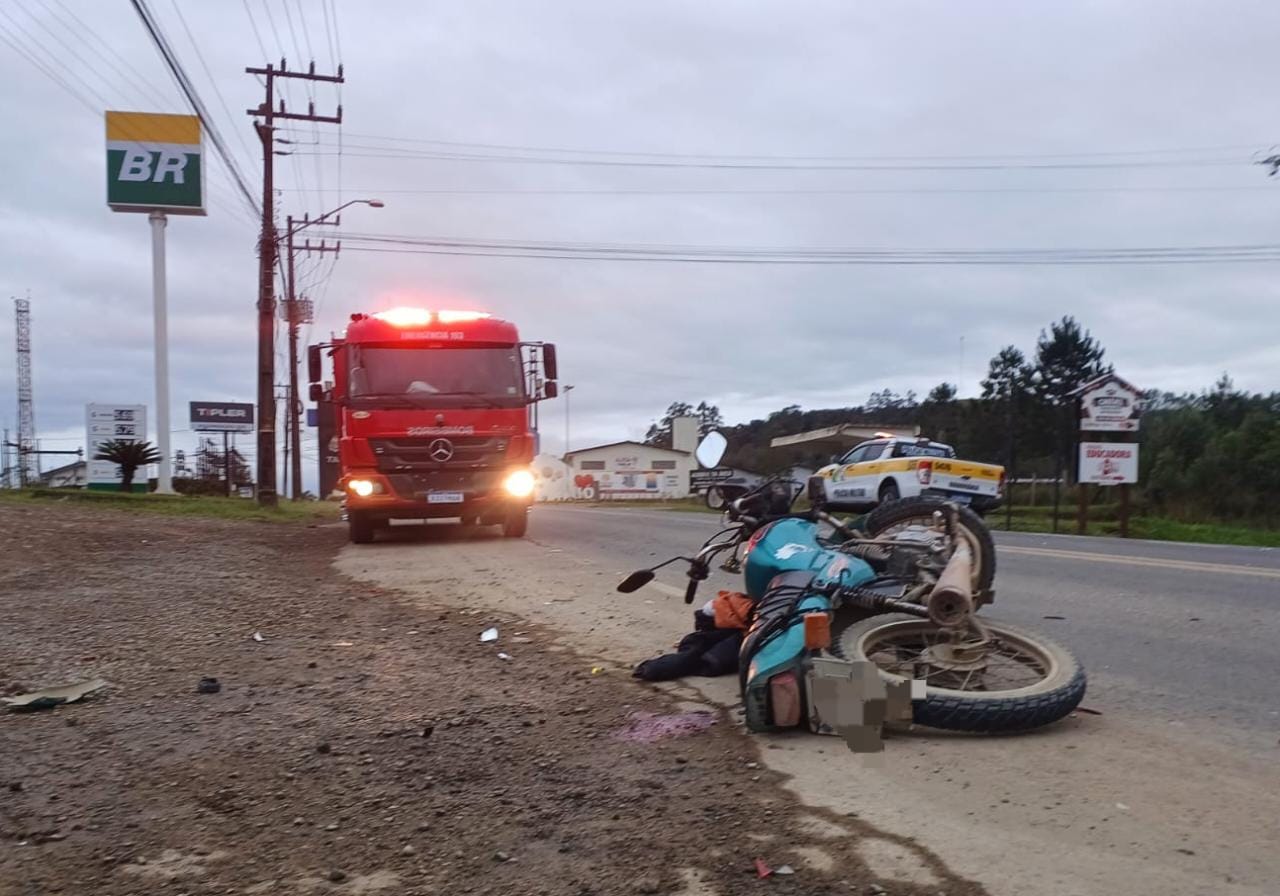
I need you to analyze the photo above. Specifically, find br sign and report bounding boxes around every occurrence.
[106,111,205,215]
[190,401,255,433]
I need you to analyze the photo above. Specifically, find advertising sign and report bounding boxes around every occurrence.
[86,403,147,488]
[1077,374,1142,432]
[106,111,205,215]
[190,401,255,433]
[1078,442,1139,485]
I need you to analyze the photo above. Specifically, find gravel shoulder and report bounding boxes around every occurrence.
[0,502,986,896]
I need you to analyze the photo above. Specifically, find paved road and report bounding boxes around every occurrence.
[526,505,1280,748]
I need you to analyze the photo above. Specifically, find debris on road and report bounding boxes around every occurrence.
[3,678,108,712]
[754,858,774,879]
[776,864,796,875]
[480,627,499,642]
[196,677,221,694]
[497,652,512,661]
[251,631,265,642]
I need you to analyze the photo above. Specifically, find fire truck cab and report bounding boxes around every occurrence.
[308,307,557,543]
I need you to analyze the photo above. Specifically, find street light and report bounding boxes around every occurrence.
[279,198,384,501]
[563,384,575,460]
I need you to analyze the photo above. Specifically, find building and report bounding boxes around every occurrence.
[564,416,699,500]
[39,460,86,489]
[531,453,573,502]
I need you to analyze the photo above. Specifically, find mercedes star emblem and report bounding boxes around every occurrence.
[428,438,454,462]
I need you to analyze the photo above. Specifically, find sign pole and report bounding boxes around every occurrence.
[223,432,232,497]
[149,210,174,494]
[1119,483,1131,538]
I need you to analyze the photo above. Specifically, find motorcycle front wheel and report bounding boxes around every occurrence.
[833,613,1086,733]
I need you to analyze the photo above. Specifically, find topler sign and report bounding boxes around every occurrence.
[106,111,205,215]
[1078,442,1139,485]
[190,402,255,434]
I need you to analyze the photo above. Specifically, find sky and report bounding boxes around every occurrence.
[1,0,1278,491]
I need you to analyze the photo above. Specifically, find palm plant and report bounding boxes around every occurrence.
[93,440,162,492]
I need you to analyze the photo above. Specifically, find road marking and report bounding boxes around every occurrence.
[1001,545,1280,580]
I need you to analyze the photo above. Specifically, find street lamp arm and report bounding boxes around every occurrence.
[286,198,384,236]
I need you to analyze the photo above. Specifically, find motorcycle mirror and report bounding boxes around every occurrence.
[704,485,728,511]
[616,569,656,593]
[695,431,727,469]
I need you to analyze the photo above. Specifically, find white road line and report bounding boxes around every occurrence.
[1001,545,1280,580]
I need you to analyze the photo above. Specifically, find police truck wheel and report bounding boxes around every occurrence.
[878,480,901,504]
[503,509,528,538]
[348,512,375,544]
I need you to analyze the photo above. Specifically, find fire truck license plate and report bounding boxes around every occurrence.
[426,491,465,504]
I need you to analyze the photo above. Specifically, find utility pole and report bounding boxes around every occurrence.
[284,216,333,499]
[563,384,575,458]
[14,296,36,488]
[247,59,343,508]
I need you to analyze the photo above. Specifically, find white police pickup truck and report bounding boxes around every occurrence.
[815,436,1005,514]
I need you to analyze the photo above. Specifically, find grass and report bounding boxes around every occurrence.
[0,488,341,525]
[987,504,1280,547]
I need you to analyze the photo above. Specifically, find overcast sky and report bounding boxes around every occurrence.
[1,1,1277,488]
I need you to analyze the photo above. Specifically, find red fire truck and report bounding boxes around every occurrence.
[307,307,558,544]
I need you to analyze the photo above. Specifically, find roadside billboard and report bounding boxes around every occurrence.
[85,403,147,489]
[1078,442,1139,485]
[1076,374,1142,432]
[190,401,255,433]
[106,111,205,215]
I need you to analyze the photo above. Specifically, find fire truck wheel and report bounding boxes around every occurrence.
[503,508,528,538]
[348,512,376,544]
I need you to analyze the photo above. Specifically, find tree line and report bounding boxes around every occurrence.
[644,315,1280,526]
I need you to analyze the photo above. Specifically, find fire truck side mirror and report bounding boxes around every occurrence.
[544,381,559,399]
[307,345,323,384]
[542,343,558,381]
[309,383,325,402]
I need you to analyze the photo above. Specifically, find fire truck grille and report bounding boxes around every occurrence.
[369,436,509,472]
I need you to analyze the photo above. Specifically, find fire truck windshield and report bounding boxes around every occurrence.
[348,345,525,408]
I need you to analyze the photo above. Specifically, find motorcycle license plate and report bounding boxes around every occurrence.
[426,491,465,504]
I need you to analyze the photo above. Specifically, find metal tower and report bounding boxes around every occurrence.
[14,296,37,486]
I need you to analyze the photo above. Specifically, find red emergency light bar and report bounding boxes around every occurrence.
[368,307,493,327]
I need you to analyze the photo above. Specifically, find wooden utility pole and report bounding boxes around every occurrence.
[283,218,335,499]
[246,60,343,508]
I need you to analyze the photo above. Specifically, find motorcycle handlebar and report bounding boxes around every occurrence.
[684,577,700,604]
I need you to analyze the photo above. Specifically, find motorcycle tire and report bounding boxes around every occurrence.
[863,496,997,597]
[833,613,1086,733]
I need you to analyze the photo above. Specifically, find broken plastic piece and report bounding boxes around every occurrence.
[497,653,512,661]
[775,865,795,876]
[252,631,265,642]
[4,678,109,712]
[754,858,773,879]
[480,628,499,642]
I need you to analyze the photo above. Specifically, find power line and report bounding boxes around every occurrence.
[329,232,1280,265]
[129,0,262,218]
[167,0,258,173]
[278,184,1272,197]
[329,130,1267,164]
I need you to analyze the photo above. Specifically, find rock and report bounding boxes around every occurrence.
[869,885,887,895]
[328,870,347,883]
[292,817,305,826]
[402,845,417,856]
[494,851,511,862]
[325,823,339,832]
[316,743,331,755]
[746,762,759,769]
[635,877,662,894]
[8,782,21,792]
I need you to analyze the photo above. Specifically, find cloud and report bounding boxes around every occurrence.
[2,0,1278,490]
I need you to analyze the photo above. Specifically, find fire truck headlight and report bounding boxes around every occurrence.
[503,470,535,498]
[349,478,377,497]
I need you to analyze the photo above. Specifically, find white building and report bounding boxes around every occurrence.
[563,416,699,500]
[39,460,87,488]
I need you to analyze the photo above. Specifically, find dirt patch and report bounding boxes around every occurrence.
[0,503,984,896]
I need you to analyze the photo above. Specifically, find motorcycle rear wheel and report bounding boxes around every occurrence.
[833,613,1086,733]
[863,496,996,597]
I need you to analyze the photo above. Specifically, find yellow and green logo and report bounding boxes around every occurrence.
[105,111,205,215]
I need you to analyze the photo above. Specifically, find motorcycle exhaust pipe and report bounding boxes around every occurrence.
[926,542,974,628]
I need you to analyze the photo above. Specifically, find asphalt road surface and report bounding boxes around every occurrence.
[527,504,1280,748]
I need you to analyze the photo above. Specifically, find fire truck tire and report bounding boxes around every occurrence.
[348,512,375,544]
[503,509,528,538]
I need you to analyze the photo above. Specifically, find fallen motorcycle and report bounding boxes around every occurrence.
[619,431,1086,736]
